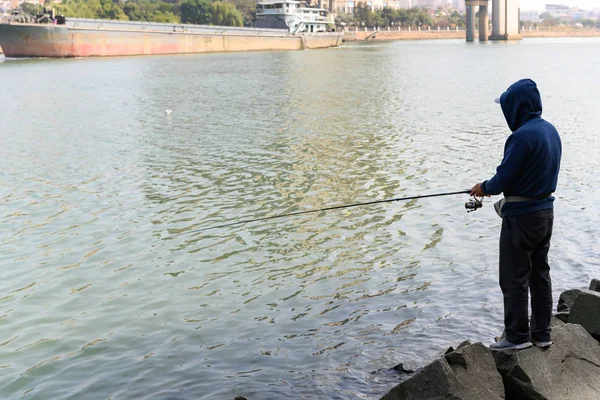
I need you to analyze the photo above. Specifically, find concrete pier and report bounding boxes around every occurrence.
[489,0,522,40]
[466,4,475,42]
[465,0,489,42]
[479,5,489,41]
[465,0,521,42]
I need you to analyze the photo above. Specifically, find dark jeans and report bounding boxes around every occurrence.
[499,209,554,344]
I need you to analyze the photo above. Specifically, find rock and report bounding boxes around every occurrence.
[492,323,600,400]
[381,343,504,400]
[589,279,600,292]
[554,311,569,323]
[444,351,467,368]
[392,363,414,374]
[569,290,600,336]
[552,314,567,324]
[233,397,248,400]
[557,289,582,312]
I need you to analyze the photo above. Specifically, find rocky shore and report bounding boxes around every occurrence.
[381,279,600,400]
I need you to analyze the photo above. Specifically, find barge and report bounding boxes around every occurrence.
[0,2,343,58]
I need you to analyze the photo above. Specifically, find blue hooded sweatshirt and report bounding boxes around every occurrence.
[481,79,562,217]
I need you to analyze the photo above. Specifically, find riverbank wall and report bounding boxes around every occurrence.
[343,28,600,41]
[382,278,600,400]
[344,29,463,41]
[522,29,600,38]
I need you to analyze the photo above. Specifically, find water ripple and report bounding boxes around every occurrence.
[1,38,600,399]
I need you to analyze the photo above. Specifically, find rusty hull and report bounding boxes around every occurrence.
[0,21,343,58]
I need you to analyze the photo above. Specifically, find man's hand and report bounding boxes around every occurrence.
[470,183,487,197]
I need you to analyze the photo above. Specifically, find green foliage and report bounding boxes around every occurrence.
[51,0,98,19]
[152,11,180,23]
[121,0,180,23]
[51,0,128,20]
[98,0,129,20]
[222,0,254,26]
[344,5,438,28]
[580,19,595,28]
[36,0,245,26]
[180,0,211,24]
[210,2,242,26]
[21,2,43,15]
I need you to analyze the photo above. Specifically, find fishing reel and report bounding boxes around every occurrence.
[465,196,484,213]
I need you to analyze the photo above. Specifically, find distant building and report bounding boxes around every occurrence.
[545,4,571,19]
[333,0,381,13]
[520,10,540,22]
[334,0,414,13]
[571,9,587,20]
[415,0,445,8]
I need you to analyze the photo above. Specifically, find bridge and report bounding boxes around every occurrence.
[465,0,521,42]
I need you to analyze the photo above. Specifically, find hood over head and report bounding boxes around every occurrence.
[498,79,542,132]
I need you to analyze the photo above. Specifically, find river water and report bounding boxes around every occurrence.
[1,38,600,399]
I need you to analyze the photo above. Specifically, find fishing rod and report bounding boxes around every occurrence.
[190,190,483,233]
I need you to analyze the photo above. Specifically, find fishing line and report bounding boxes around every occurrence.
[190,190,473,233]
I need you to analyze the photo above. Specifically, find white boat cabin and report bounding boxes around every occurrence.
[255,0,334,34]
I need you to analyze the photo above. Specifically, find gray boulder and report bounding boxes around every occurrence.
[557,289,582,312]
[492,323,600,400]
[381,342,504,400]
[570,290,600,336]
[589,278,600,292]
[553,312,569,323]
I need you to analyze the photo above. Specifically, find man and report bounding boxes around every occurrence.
[470,78,562,351]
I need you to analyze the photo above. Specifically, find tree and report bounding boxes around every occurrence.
[210,2,243,26]
[224,0,255,26]
[121,0,180,23]
[98,0,129,20]
[52,0,98,19]
[355,2,379,27]
[180,0,211,24]
[379,7,395,27]
[21,2,43,15]
[581,19,595,27]
[153,11,179,23]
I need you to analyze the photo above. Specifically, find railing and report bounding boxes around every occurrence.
[343,26,467,32]
[62,18,289,36]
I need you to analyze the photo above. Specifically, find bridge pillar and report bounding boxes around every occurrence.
[465,0,489,42]
[479,5,489,41]
[466,4,475,42]
[490,0,522,40]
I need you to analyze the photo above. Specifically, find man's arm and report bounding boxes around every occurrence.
[470,134,528,196]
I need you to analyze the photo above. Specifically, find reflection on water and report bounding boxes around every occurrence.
[1,39,600,399]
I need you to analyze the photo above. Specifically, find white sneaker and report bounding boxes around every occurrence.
[489,338,532,351]
[532,339,552,348]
